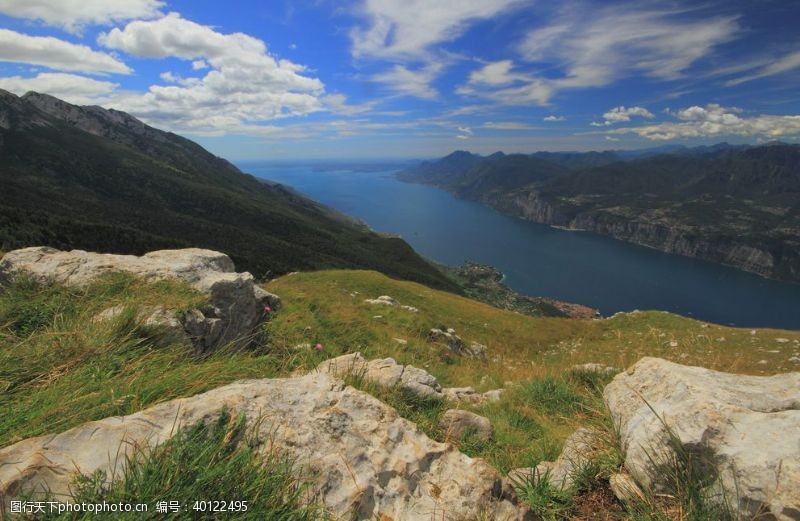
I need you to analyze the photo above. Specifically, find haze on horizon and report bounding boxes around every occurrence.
[0,0,798,160]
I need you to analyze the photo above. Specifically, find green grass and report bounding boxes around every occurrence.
[0,273,290,446]
[38,411,322,520]
[2,268,799,519]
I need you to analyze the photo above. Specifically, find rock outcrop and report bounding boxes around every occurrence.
[443,386,504,405]
[604,357,800,520]
[363,295,419,313]
[0,247,280,351]
[0,372,531,520]
[428,327,487,361]
[317,353,443,400]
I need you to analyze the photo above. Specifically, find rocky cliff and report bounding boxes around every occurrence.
[486,189,796,280]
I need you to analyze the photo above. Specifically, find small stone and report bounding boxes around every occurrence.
[609,472,644,503]
[439,409,493,442]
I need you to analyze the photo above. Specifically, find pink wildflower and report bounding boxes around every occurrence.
[263,304,272,314]
[315,343,323,351]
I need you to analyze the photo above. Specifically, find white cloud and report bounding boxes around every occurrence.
[592,106,654,126]
[463,3,738,106]
[543,115,565,122]
[725,49,800,86]
[96,13,324,134]
[350,0,522,101]
[0,72,118,104]
[350,0,522,61]
[468,60,523,86]
[483,121,535,130]
[0,0,164,33]
[519,4,737,84]
[191,59,208,70]
[323,93,379,116]
[0,28,131,74]
[370,64,442,100]
[606,104,800,140]
[457,72,553,106]
[457,126,473,135]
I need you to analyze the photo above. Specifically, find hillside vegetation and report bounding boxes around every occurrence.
[2,267,798,518]
[0,90,457,292]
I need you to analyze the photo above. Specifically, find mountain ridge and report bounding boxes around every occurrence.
[0,90,459,291]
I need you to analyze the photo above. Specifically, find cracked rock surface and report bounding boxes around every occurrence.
[0,372,531,520]
[0,247,280,351]
[604,357,800,520]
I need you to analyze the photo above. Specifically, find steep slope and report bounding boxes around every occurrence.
[399,145,800,282]
[0,90,458,290]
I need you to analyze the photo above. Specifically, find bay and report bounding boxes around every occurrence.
[241,163,800,330]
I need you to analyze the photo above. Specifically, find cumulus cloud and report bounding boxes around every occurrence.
[606,104,800,140]
[0,72,118,104]
[370,64,442,100]
[96,13,324,134]
[543,115,565,122]
[0,0,163,33]
[0,28,131,74]
[592,106,654,126]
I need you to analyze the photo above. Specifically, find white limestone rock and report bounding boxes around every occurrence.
[604,357,800,520]
[0,372,531,520]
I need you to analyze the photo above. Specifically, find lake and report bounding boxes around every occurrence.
[241,163,800,330]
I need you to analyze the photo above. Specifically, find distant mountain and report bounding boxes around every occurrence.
[0,90,458,291]
[398,144,800,282]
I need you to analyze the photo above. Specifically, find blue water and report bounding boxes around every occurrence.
[241,163,800,330]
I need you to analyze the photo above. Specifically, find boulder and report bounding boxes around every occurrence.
[604,357,800,520]
[439,409,494,442]
[0,247,280,352]
[0,372,531,520]
[93,304,186,342]
[317,353,443,400]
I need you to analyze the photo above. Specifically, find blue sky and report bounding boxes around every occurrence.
[0,0,799,160]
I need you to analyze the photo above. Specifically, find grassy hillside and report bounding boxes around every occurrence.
[2,268,798,518]
[0,90,458,292]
